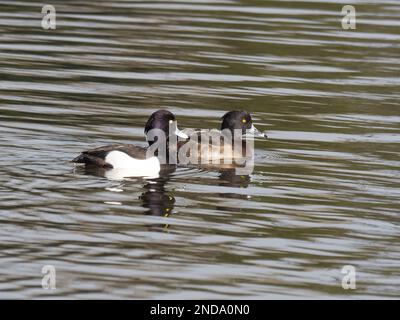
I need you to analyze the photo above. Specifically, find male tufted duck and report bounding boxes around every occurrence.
[72,110,188,177]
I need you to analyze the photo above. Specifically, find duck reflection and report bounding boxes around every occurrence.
[176,164,252,213]
[75,163,252,226]
[219,169,251,189]
[76,164,177,218]
[140,173,175,216]
[213,168,251,213]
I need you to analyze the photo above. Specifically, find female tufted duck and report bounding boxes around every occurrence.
[177,110,267,166]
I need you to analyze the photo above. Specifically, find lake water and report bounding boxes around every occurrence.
[0,0,399,299]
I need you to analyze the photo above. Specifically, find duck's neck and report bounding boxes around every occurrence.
[221,130,249,156]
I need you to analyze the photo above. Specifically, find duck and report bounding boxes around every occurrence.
[72,110,188,178]
[177,110,267,166]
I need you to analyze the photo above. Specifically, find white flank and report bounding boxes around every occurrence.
[104,151,160,179]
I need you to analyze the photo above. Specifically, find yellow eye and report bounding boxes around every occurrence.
[242,118,247,123]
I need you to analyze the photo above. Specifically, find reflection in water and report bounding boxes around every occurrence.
[216,169,251,213]
[219,169,251,189]
[78,163,176,216]
[140,168,176,217]
[78,163,250,219]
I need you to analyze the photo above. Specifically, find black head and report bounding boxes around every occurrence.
[145,110,176,135]
[220,110,253,132]
[220,110,267,138]
[144,110,187,146]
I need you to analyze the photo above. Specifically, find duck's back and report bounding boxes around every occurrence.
[73,144,149,168]
[178,130,249,165]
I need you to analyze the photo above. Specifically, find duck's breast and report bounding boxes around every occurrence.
[105,150,160,173]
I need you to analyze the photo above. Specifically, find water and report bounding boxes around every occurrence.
[0,0,399,299]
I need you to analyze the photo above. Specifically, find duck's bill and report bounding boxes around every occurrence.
[248,124,268,138]
[175,127,189,139]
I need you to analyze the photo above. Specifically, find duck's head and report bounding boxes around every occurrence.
[220,110,267,138]
[145,110,188,146]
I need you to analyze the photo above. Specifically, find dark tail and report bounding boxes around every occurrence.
[72,153,86,163]
[71,153,112,168]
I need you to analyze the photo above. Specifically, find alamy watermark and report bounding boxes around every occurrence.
[341,5,356,30]
[41,265,56,290]
[341,265,356,290]
[40,4,358,31]
[41,5,56,30]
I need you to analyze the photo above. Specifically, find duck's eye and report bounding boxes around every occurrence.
[242,118,247,123]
